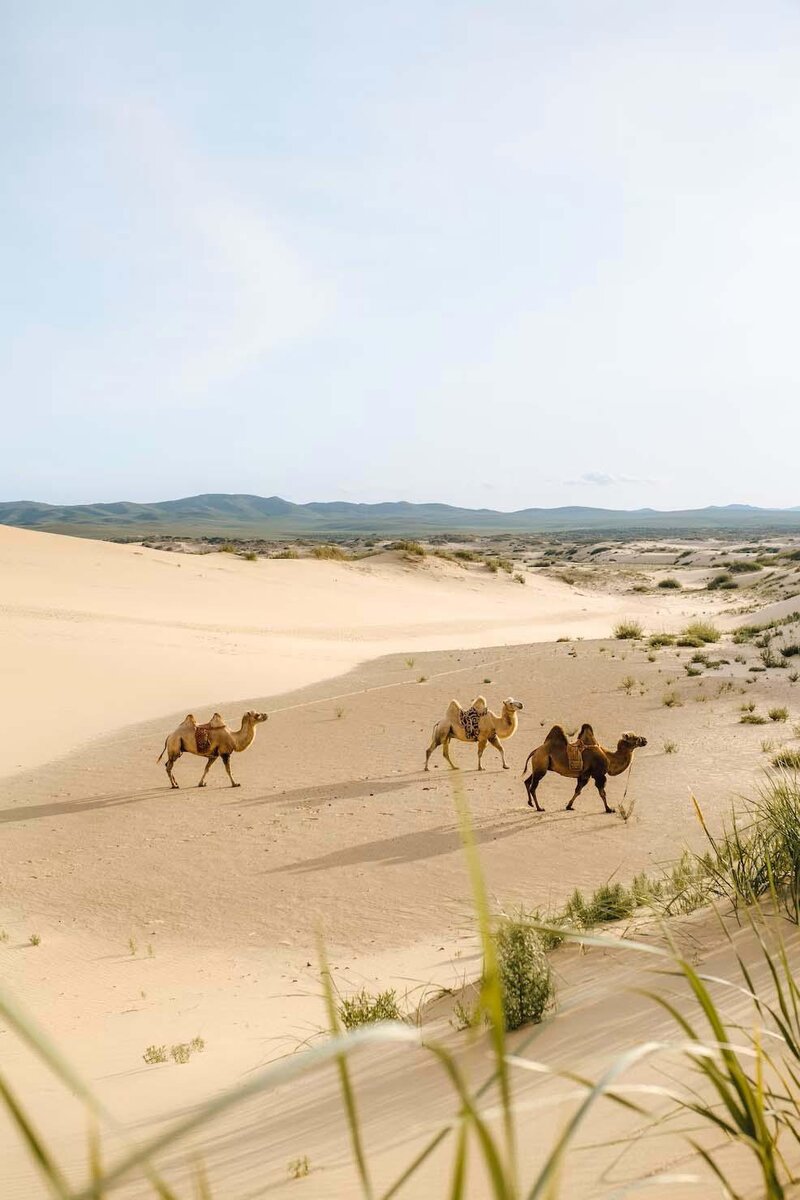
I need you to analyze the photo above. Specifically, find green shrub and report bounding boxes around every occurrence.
[242,550,258,561]
[662,691,683,707]
[394,540,425,556]
[769,707,789,722]
[657,577,682,589]
[741,713,768,725]
[728,559,760,573]
[707,571,734,590]
[338,988,402,1030]
[288,1156,311,1180]
[274,547,299,559]
[312,544,348,560]
[648,633,675,647]
[677,635,704,648]
[495,919,553,1031]
[773,748,800,770]
[142,1045,168,1065]
[681,621,721,644]
[563,889,589,927]
[663,740,678,754]
[584,883,636,924]
[613,620,643,640]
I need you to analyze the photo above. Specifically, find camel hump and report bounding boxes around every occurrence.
[207,712,226,728]
[544,725,568,746]
[577,722,597,745]
[469,696,488,714]
[182,713,197,726]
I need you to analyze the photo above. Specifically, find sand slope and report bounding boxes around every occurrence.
[2,525,797,1197]
[0,525,711,778]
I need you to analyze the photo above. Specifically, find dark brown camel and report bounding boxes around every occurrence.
[522,724,647,813]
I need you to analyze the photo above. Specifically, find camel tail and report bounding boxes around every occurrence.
[156,739,167,764]
[522,749,534,776]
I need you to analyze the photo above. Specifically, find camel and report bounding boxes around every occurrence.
[424,696,524,772]
[157,710,268,789]
[522,725,647,813]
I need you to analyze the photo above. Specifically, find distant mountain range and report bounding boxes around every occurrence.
[2,495,800,538]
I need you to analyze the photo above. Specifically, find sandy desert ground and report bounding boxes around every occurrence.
[1,525,799,1197]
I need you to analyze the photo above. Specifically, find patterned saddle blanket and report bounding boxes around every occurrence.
[195,724,215,754]
[459,707,482,742]
[566,741,586,771]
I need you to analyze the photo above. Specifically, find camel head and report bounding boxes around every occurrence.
[619,731,647,750]
[503,698,524,713]
[244,711,268,725]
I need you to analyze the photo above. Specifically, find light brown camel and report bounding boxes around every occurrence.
[424,696,524,771]
[522,724,647,813]
[157,710,268,789]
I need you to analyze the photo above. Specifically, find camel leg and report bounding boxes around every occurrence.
[424,729,442,771]
[525,770,546,811]
[565,772,590,811]
[595,772,614,814]
[442,735,459,770]
[221,753,240,788]
[165,755,180,789]
[488,734,509,769]
[477,737,488,771]
[197,753,218,788]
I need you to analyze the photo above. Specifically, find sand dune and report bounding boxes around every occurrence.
[1,525,797,1197]
[0,525,713,779]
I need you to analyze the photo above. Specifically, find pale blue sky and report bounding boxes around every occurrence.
[3,2,800,510]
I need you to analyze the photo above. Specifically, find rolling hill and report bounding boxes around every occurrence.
[2,495,800,538]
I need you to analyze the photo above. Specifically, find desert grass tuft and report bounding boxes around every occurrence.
[337,989,403,1030]
[681,620,721,644]
[613,619,643,640]
[494,919,553,1031]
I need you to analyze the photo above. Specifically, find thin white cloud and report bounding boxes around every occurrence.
[110,101,333,402]
[567,472,651,487]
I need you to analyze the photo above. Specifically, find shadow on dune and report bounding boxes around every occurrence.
[268,811,536,874]
[234,776,413,810]
[0,789,164,824]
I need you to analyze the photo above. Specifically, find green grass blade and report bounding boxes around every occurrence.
[448,1121,469,1200]
[526,1042,666,1200]
[319,938,374,1200]
[0,1070,71,1199]
[453,780,517,1197]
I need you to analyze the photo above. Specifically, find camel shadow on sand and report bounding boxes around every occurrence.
[268,810,536,874]
[233,776,413,812]
[0,789,164,825]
